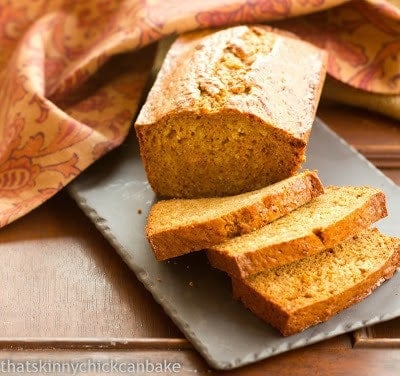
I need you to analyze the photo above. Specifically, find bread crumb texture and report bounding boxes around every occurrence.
[233,228,400,335]
[146,171,323,260]
[213,186,385,254]
[207,186,387,278]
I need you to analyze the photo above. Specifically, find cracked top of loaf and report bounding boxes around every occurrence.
[136,25,327,142]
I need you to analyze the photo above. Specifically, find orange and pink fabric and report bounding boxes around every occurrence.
[0,0,399,227]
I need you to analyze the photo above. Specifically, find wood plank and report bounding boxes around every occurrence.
[0,345,399,376]
[318,104,400,168]
[354,318,400,348]
[0,338,191,350]
[0,192,181,339]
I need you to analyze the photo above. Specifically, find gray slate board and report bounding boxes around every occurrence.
[68,118,400,370]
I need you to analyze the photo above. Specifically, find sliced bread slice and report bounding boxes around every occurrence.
[232,228,400,336]
[146,171,323,260]
[207,186,387,278]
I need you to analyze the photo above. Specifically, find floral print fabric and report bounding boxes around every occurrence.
[0,0,398,227]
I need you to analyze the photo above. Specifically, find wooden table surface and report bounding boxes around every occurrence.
[1,103,400,375]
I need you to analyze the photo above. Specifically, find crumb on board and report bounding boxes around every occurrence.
[137,208,142,214]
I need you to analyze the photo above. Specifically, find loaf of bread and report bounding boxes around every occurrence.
[232,228,400,336]
[135,25,327,198]
[146,171,323,260]
[207,186,387,278]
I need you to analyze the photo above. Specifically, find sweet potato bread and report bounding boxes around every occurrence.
[232,228,400,336]
[207,186,388,278]
[147,171,323,260]
[135,25,327,198]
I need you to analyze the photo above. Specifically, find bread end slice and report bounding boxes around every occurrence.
[232,228,400,336]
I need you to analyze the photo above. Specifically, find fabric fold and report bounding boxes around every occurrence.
[0,0,399,227]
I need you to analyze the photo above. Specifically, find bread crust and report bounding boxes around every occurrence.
[146,171,323,260]
[232,233,400,336]
[208,189,388,278]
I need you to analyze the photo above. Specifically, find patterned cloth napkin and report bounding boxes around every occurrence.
[0,0,399,227]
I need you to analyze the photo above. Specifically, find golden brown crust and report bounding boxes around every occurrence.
[146,171,323,260]
[135,25,327,198]
[136,25,326,138]
[232,236,400,336]
[207,190,387,278]
[232,275,291,334]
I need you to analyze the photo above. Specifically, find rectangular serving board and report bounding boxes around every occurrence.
[69,118,400,369]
